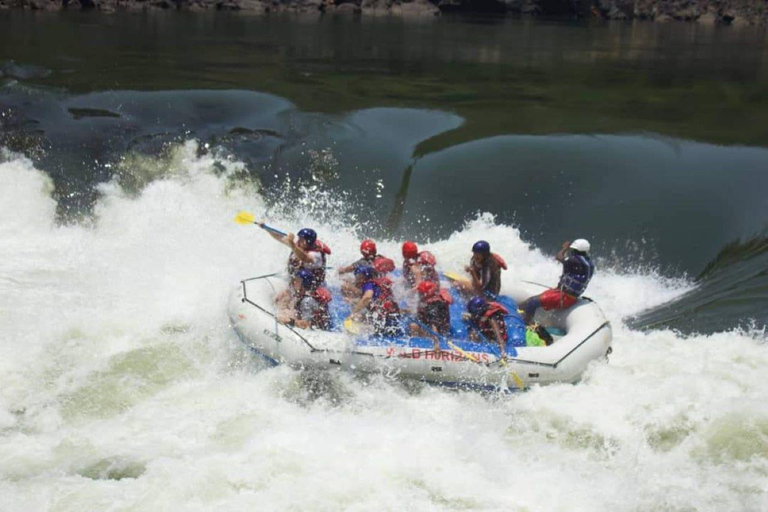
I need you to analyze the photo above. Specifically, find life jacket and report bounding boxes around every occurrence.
[288,239,332,285]
[476,302,509,342]
[296,286,332,330]
[417,292,451,334]
[373,255,395,275]
[557,253,595,297]
[492,253,507,270]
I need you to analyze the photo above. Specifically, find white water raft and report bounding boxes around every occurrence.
[228,274,612,391]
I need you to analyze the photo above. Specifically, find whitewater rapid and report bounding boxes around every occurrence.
[1,143,766,511]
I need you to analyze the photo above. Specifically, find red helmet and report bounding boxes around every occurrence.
[360,239,377,258]
[402,241,418,259]
[418,251,436,266]
[416,281,438,297]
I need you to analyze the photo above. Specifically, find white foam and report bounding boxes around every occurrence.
[0,145,766,511]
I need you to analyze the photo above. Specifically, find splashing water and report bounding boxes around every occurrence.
[1,143,766,511]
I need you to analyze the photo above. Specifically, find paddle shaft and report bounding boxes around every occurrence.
[258,223,287,237]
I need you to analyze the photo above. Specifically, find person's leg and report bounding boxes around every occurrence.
[341,280,361,299]
[519,295,543,324]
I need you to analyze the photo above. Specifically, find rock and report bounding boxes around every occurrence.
[399,0,438,15]
[697,11,718,24]
[505,0,538,14]
[672,6,696,20]
[606,5,627,19]
[360,0,390,15]
[23,0,61,9]
[217,0,265,10]
[332,1,360,12]
[654,13,672,22]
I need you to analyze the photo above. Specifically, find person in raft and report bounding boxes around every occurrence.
[464,296,510,358]
[260,225,331,285]
[401,241,421,288]
[414,251,440,287]
[277,268,332,330]
[260,224,331,308]
[338,239,395,297]
[401,241,441,289]
[349,265,402,337]
[519,239,595,338]
[455,240,507,298]
[408,281,452,352]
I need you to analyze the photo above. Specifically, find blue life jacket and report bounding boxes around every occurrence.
[557,252,595,297]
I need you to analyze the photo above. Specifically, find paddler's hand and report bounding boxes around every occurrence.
[287,233,297,247]
[561,240,571,250]
[464,265,472,274]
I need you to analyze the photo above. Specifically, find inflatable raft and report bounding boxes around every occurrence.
[228,273,612,391]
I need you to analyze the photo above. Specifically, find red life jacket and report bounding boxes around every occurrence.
[373,255,395,274]
[492,253,507,270]
[314,286,332,304]
[296,286,332,330]
[477,302,509,342]
[288,239,332,284]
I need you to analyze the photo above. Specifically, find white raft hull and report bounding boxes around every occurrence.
[228,278,612,391]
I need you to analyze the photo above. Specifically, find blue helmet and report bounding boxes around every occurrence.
[467,296,488,316]
[296,268,315,289]
[472,240,491,254]
[297,228,317,245]
[354,265,374,280]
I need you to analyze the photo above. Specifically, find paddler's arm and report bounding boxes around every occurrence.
[351,290,373,318]
[490,318,506,357]
[337,264,355,275]
[259,221,291,245]
[410,263,423,287]
[556,241,571,263]
[287,234,314,264]
[428,323,442,353]
[465,257,484,293]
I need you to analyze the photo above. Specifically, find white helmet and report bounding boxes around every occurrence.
[570,239,590,253]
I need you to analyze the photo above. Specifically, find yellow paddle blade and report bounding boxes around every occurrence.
[443,271,466,282]
[343,317,362,335]
[510,371,525,390]
[497,357,524,390]
[234,211,255,225]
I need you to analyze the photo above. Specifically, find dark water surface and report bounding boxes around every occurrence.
[1,11,767,331]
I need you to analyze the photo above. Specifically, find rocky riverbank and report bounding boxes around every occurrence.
[1,0,766,25]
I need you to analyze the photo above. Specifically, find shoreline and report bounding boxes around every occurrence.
[1,0,766,26]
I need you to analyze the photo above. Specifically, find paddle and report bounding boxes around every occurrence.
[409,317,480,362]
[412,317,523,389]
[460,316,524,390]
[234,211,287,237]
[343,316,364,335]
[443,271,469,284]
